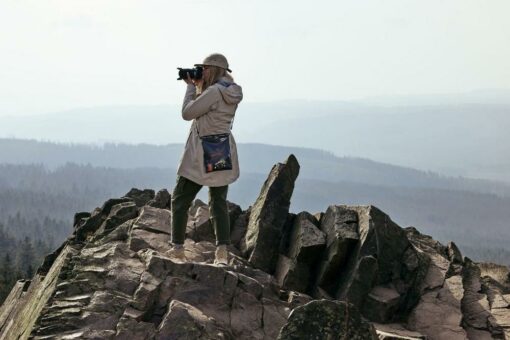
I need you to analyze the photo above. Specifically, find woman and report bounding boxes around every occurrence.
[167,53,243,265]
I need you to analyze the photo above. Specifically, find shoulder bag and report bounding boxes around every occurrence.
[196,118,234,173]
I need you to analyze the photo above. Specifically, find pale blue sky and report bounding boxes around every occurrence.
[1,0,510,116]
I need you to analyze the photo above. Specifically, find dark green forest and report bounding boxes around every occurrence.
[1,139,509,304]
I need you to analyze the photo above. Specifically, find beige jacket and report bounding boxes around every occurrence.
[177,75,243,187]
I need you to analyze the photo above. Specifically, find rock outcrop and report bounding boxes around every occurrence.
[1,154,509,340]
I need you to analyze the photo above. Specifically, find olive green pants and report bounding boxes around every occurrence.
[171,175,230,246]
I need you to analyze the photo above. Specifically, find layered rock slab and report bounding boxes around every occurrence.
[275,212,325,293]
[241,154,300,274]
[313,205,427,323]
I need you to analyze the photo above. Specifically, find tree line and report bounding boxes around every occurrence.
[0,223,53,304]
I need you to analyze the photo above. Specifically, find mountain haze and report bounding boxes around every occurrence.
[1,97,509,182]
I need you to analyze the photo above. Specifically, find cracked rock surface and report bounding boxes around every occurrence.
[1,154,509,340]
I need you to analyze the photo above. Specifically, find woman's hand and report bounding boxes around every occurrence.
[183,74,204,88]
[184,74,194,85]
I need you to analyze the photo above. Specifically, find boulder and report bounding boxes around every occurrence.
[332,206,425,321]
[406,228,467,339]
[147,189,171,209]
[226,201,243,231]
[275,255,311,292]
[99,201,138,233]
[287,212,325,265]
[73,212,91,228]
[123,188,156,207]
[447,241,463,265]
[275,212,325,293]
[186,200,244,244]
[315,205,359,295]
[157,300,230,339]
[132,206,171,235]
[241,154,300,273]
[187,203,213,243]
[362,285,401,323]
[277,299,377,340]
[101,197,134,216]
[230,208,250,248]
[461,258,496,334]
[74,209,105,242]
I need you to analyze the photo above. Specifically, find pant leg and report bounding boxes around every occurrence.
[171,176,202,245]
[208,185,230,246]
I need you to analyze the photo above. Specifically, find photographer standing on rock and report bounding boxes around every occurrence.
[167,53,243,265]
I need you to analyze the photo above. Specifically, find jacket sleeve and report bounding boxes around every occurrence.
[181,84,220,121]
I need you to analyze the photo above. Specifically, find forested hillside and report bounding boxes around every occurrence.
[2,138,510,197]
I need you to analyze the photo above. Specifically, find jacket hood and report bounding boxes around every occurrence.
[215,76,243,105]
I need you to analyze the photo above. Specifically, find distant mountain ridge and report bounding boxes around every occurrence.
[1,138,510,198]
[1,99,509,182]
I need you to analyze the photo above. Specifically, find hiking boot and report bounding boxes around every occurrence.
[214,245,229,266]
[165,244,186,262]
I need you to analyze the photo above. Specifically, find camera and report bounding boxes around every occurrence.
[177,66,203,80]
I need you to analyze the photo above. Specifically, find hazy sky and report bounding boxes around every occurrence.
[1,0,510,116]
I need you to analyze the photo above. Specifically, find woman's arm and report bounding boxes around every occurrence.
[181,84,220,121]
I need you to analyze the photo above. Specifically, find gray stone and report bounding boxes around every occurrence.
[101,197,134,216]
[230,289,264,339]
[116,317,156,339]
[99,202,138,233]
[157,300,230,340]
[286,291,313,309]
[186,200,243,244]
[241,154,300,274]
[447,241,463,264]
[188,198,207,217]
[374,323,426,340]
[187,205,214,243]
[331,206,424,320]
[315,205,359,295]
[262,298,290,339]
[133,206,171,235]
[74,212,105,242]
[341,255,379,307]
[461,258,493,331]
[275,255,311,293]
[123,188,156,207]
[230,208,250,248]
[362,285,401,323]
[147,189,171,209]
[407,263,466,338]
[277,299,378,340]
[131,272,162,311]
[73,212,91,228]
[226,200,243,231]
[287,211,325,265]
[129,228,170,252]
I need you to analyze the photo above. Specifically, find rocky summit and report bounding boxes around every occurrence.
[1,155,509,340]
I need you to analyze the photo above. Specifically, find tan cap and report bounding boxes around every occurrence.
[195,53,232,72]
